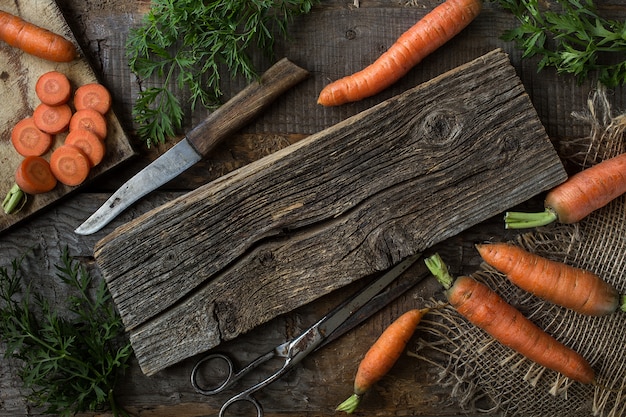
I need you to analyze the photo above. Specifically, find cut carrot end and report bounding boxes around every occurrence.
[336,394,361,414]
[35,71,71,106]
[503,209,558,229]
[3,183,27,214]
[424,254,454,290]
[49,144,91,186]
[620,295,626,313]
[11,117,53,156]
[74,83,111,114]
[33,103,72,134]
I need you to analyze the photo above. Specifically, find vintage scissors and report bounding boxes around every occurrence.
[190,252,425,417]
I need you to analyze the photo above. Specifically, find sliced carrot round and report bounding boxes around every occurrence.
[15,156,57,194]
[69,108,108,140]
[49,144,91,186]
[74,83,111,114]
[65,129,106,167]
[11,117,53,156]
[35,71,71,106]
[33,103,72,134]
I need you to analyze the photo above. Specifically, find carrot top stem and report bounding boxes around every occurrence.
[503,209,558,229]
[3,184,27,214]
[424,254,454,290]
[336,393,361,414]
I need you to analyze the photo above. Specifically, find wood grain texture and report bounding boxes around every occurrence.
[94,49,567,375]
[0,0,135,235]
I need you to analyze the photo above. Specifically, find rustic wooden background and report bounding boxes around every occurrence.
[1,0,625,416]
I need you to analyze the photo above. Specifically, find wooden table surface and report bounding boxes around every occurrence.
[1,0,625,416]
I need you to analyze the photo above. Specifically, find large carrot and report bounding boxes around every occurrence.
[336,308,429,414]
[0,10,76,62]
[317,0,482,106]
[476,242,624,316]
[424,253,596,384]
[505,152,626,229]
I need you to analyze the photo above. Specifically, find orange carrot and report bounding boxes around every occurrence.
[35,71,71,106]
[0,10,76,62]
[65,129,106,167]
[336,308,429,414]
[425,253,596,384]
[476,242,623,316]
[74,83,111,114]
[317,0,482,106]
[505,152,626,229]
[11,117,53,157]
[33,102,72,134]
[14,155,57,194]
[49,144,91,186]
[69,108,108,140]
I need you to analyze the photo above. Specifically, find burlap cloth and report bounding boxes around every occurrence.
[413,88,626,417]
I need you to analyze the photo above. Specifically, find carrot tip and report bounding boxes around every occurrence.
[3,183,27,214]
[336,394,361,414]
[503,209,558,229]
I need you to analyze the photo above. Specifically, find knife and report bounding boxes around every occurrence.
[75,58,309,235]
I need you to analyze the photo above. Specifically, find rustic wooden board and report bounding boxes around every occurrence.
[0,0,135,234]
[94,49,568,375]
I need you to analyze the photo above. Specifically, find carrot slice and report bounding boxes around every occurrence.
[69,108,108,140]
[14,156,57,194]
[35,71,71,106]
[49,144,91,186]
[33,103,72,134]
[74,83,111,114]
[11,117,53,156]
[65,129,106,167]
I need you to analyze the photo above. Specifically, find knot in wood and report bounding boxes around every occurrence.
[416,110,462,146]
[345,28,357,40]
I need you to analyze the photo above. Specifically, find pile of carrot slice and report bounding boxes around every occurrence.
[4,70,112,214]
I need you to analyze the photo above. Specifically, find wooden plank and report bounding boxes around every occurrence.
[94,49,567,375]
[0,0,135,234]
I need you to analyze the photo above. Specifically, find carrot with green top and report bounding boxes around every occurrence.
[424,253,595,384]
[337,308,429,413]
[317,0,482,106]
[476,242,624,316]
[505,152,626,229]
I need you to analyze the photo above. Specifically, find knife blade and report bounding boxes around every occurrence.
[75,58,309,235]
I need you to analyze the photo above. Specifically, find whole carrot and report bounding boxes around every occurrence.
[0,10,76,62]
[317,0,482,106]
[424,253,595,384]
[476,242,624,316]
[505,152,626,228]
[336,308,429,414]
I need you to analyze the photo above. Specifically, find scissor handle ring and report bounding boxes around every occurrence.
[191,353,235,395]
[220,394,263,417]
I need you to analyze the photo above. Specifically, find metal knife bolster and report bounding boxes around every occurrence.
[74,58,309,235]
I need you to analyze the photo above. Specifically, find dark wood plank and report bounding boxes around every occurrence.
[94,49,567,375]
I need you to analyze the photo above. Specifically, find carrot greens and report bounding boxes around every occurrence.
[497,0,626,87]
[126,0,317,148]
[0,248,132,417]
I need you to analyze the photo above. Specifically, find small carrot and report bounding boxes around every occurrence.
[0,10,76,62]
[505,152,626,229]
[317,0,482,106]
[49,144,91,186]
[424,253,596,384]
[476,242,624,316]
[336,308,429,414]
[35,71,71,106]
[14,155,57,195]
[74,83,111,114]
[11,117,53,157]
[69,108,108,140]
[65,129,106,167]
[33,102,72,134]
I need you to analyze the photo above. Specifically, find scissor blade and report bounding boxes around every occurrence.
[318,252,423,340]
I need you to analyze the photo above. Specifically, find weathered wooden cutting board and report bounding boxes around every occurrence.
[0,0,134,234]
[95,49,568,376]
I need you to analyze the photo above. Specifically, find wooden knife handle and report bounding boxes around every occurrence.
[186,58,309,157]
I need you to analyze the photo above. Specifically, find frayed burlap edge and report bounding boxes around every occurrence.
[411,87,626,417]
